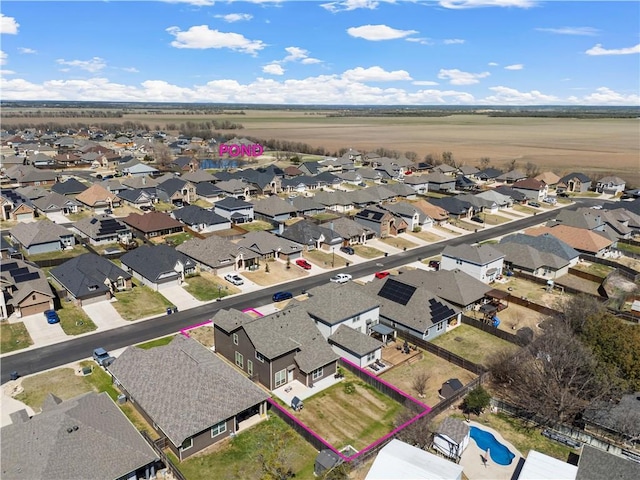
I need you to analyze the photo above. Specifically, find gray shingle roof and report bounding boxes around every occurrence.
[50,253,131,299]
[495,242,568,271]
[399,268,491,307]
[0,392,157,480]
[280,220,343,246]
[9,220,72,248]
[73,214,130,240]
[120,245,194,282]
[237,230,303,256]
[436,416,470,446]
[327,216,369,239]
[500,233,579,263]
[576,445,640,480]
[442,244,505,266]
[109,335,269,447]
[328,325,383,356]
[252,195,296,217]
[176,235,258,269]
[1,258,54,305]
[211,308,252,334]
[172,205,228,227]
[50,178,88,195]
[290,195,325,213]
[305,282,380,326]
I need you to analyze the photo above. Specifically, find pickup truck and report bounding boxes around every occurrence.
[93,348,116,367]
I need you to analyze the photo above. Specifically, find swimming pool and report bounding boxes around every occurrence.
[470,426,516,466]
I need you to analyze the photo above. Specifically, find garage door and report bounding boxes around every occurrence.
[20,302,50,316]
[157,278,181,289]
[16,213,33,222]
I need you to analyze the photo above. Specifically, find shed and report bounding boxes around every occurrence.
[439,378,464,400]
[432,417,470,462]
[315,449,343,477]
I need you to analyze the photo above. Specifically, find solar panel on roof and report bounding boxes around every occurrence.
[430,301,457,323]
[378,278,417,306]
[9,267,29,278]
[13,272,40,283]
[2,262,18,272]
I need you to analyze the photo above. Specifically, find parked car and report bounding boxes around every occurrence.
[104,209,113,215]
[224,273,244,285]
[428,260,440,271]
[272,291,293,302]
[558,192,570,198]
[330,273,352,284]
[43,309,60,324]
[471,216,484,223]
[543,197,557,205]
[529,202,541,208]
[140,205,155,212]
[93,348,115,367]
[374,271,390,279]
[340,246,355,255]
[590,204,603,210]
[296,259,312,270]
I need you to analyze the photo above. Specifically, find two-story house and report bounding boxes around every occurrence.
[213,197,254,224]
[441,244,505,283]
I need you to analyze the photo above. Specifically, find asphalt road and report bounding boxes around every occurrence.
[0,200,606,384]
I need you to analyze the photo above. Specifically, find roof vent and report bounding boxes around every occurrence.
[73,425,78,431]
[67,427,73,433]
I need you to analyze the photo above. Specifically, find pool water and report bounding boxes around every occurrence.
[470,426,516,466]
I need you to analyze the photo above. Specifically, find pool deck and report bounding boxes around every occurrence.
[460,420,523,480]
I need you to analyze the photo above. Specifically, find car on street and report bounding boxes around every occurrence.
[374,271,390,279]
[224,273,244,285]
[296,259,312,270]
[590,204,603,210]
[272,291,293,302]
[93,347,115,367]
[471,216,484,223]
[529,202,541,208]
[330,273,352,284]
[340,246,355,255]
[43,309,60,324]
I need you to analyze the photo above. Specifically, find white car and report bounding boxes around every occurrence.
[224,273,244,286]
[330,273,352,284]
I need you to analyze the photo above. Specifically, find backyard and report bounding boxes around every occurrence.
[0,321,33,354]
[492,277,560,307]
[293,372,406,451]
[467,303,545,338]
[239,220,274,232]
[26,244,89,262]
[112,281,173,320]
[186,325,215,348]
[430,324,519,366]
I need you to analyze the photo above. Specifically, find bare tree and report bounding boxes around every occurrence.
[556,294,606,335]
[394,407,433,450]
[525,162,541,178]
[256,429,296,480]
[151,141,172,167]
[504,159,518,171]
[442,151,456,167]
[404,150,418,161]
[479,157,491,169]
[411,371,430,398]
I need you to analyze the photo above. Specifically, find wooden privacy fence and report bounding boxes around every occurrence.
[140,430,187,480]
[580,253,640,282]
[460,315,528,346]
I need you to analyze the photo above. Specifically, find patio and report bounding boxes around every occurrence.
[272,373,344,405]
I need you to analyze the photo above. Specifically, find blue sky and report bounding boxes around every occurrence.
[1,1,638,105]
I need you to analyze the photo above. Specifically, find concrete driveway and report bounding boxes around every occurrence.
[82,301,129,331]
[19,312,69,348]
[45,211,71,225]
[160,285,204,310]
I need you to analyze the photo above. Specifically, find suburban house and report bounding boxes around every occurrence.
[299,161,321,176]
[441,244,504,283]
[423,172,457,192]
[156,178,196,205]
[236,230,303,261]
[314,190,354,213]
[493,185,528,203]
[33,191,82,215]
[496,169,527,184]
[213,197,254,224]
[233,166,283,196]
[279,219,343,251]
[0,392,160,480]
[524,224,613,256]
[557,172,592,193]
[547,207,634,244]
[413,200,449,225]
[212,306,340,390]
[289,196,326,217]
[50,177,88,196]
[512,178,548,201]
[517,450,578,480]
[215,179,256,199]
[430,197,474,219]
[360,276,460,341]
[72,214,133,246]
[474,189,513,211]
[50,253,132,305]
[432,164,457,176]
[252,195,297,224]
[3,165,58,187]
[0,259,54,317]
[75,183,120,212]
[328,216,374,246]
[535,171,561,189]
[496,242,572,279]
[120,245,196,290]
[432,417,470,463]
[458,165,479,177]
[499,233,580,269]
[122,212,184,239]
[171,205,230,233]
[117,188,157,209]
[120,161,159,177]
[379,201,433,231]
[181,169,218,185]
[596,176,626,195]
[9,220,75,255]
[195,181,224,202]
[403,174,430,194]
[583,392,640,447]
[0,189,36,221]
[177,235,259,274]
[476,168,503,182]
[109,335,270,461]
[0,236,13,260]
[354,206,408,238]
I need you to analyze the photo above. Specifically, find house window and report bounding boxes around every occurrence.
[32,294,36,300]
[233,333,238,345]
[456,259,462,265]
[235,351,244,368]
[312,367,323,381]
[352,315,360,323]
[437,321,445,331]
[275,369,287,388]
[247,360,253,376]
[366,352,376,362]
[211,420,227,438]
[255,351,265,363]
[180,438,193,451]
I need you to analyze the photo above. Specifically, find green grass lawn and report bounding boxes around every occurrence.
[617,242,640,255]
[175,415,316,480]
[153,201,175,212]
[183,275,229,301]
[58,300,97,335]
[304,249,349,268]
[240,220,274,232]
[571,262,614,278]
[513,204,538,215]
[0,322,33,354]
[26,244,89,262]
[112,282,173,320]
[164,232,193,246]
[310,212,340,222]
[136,335,176,349]
[353,245,384,259]
[430,324,519,366]
[379,237,418,250]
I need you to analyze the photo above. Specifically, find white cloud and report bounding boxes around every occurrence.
[342,66,412,82]
[0,14,19,34]
[321,0,393,13]
[215,13,253,23]
[122,67,140,73]
[283,46,309,62]
[406,37,434,45]
[56,57,107,73]
[0,69,15,75]
[161,0,216,5]
[301,58,322,64]
[438,68,490,85]
[443,38,465,45]
[488,62,499,66]
[0,50,7,66]
[413,80,439,86]
[18,47,36,54]
[504,64,524,70]
[483,86,558,104]
[263,63,285,75]
[585,43,640,56]
[536,26,599,36]
[439,0,536,8]
[580,87,640,105]
[166,25,266,55]
[347,24,418,41]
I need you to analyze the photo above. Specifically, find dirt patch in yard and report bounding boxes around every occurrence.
[468,303,546,338]
[187,325,215,348]
[242,259,309,285]
[379,237,418,250]
[408,230,445,243]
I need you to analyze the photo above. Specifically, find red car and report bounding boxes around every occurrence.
[296,259,312,270]
[375,271,390,279]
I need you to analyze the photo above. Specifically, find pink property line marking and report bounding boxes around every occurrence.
[179,320,212,337]
[269,357,432,463]
[242,307,264,317]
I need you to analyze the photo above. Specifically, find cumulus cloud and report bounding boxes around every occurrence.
[439,0,536,8]
[0,14,19,35]
[0,50,7,66]
[347,24,418,41]
[263,63,285,75]
[438,68,490,85]
[321,0,391,13]
[161,0,216,5]
[122,67,140,73]
[342,66,412,82]
[580,87,640,105]
[215,13,253,22]
[483,86,558,104]
[536,26,599,36]
[413,80,439,86]
[56,57,107,73]
[585,43,640,56]
[443,38,465,45]
[406,37,434,45]
[166,25,266,55]
[488,62,499,66]
[18,47,36,54]
[504,64,524,70]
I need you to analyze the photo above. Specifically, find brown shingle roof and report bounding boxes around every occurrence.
[122,211,183,233]
[524,225,612,254]
[75,184,118,207]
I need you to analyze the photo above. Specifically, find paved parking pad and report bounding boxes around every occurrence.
[82,301,129,331]
[20,312,69,347]
[160,285,204,310]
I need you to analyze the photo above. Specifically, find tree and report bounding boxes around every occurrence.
[320,463,351,480]
[525,162,541,178]
[394,406,434,449]
[504,159,518,171]
[411,371,430,398]
[442,151,455,167]
[404,150,418,161]
[257,429,295,480]
[462,386,491,417]
[479,157,491,169]
[151,141,172,167]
